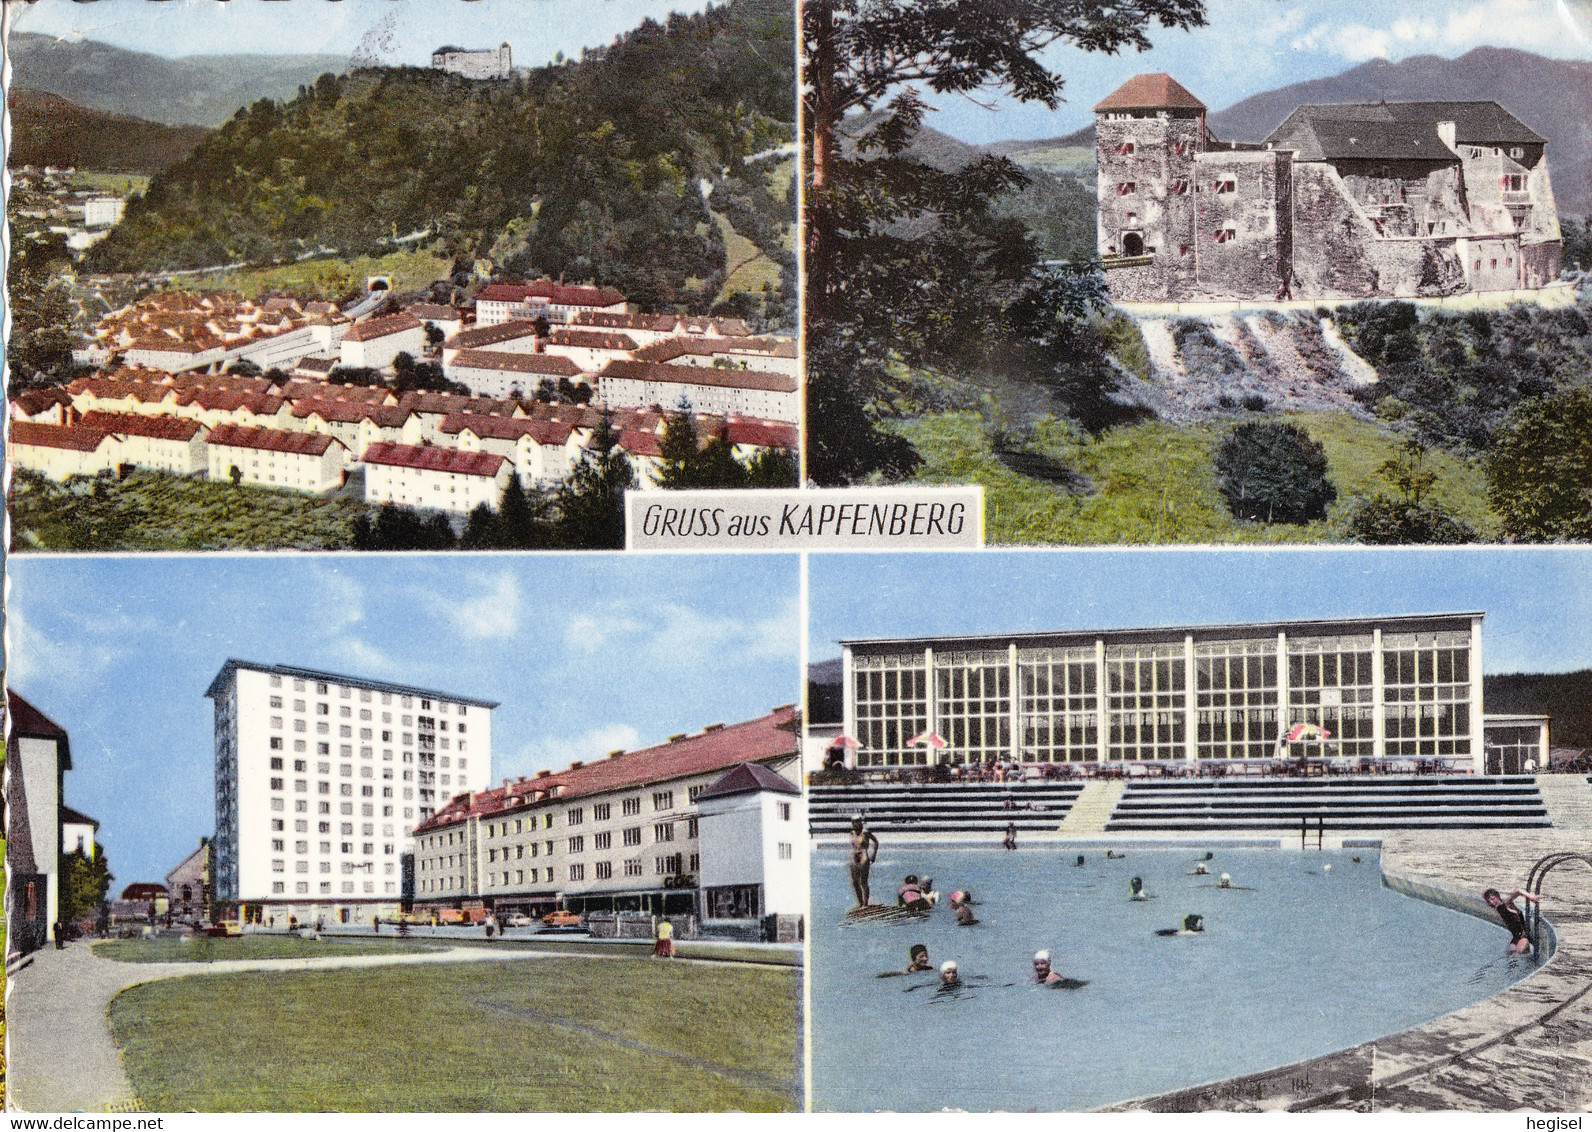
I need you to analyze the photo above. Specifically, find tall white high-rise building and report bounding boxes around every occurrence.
[205,660,497,923]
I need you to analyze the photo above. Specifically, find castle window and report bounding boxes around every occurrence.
[1490,258,1498,269]
[1510,147,1524,159]
[1178,245,1190,257]
[1213,180,1236,194]
[1213,227,1237,243]
[1503,175,1522,192]
[1116,182,1137,196]
[1172,180,1189,195]
[1116,141,1135,155]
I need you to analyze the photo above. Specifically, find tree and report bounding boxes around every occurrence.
[460,502,499,549]
[352,504,458,550]
[654,411,703,489]
[802,0,1202,482]
[744,445,799,487]
[424,323,446,347]
[1487,387,1592,540]
[495,474,551,548]
[554,412,635,548]
[1345,438,1476,544]
[694,425,751,487]
[1213,422,1337,524]
[8,225,79,389]
[59,846,113,922]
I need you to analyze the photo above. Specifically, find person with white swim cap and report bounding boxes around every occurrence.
[939,959,961,987]
[1219,873,1232,889]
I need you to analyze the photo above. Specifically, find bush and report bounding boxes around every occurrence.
[1345,498,1477,544]
[1213,422,1336,523]
[1487,386,1592,540]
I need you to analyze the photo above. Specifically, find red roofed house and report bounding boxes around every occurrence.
[631,335,798,378]
[362,441,512,515]
[339,313,426,371]
[206,423,349,493]
[440,320,542,366]
[696,762,805,925]
[597,360,798,423]
[78,409,208,475]
[439,413,584,485]
[411,705,801,921]
[7,421,122,481]
[443,348,583,401]
[615,428,665,489]
[474,280,627,327]
[541,327,639,370]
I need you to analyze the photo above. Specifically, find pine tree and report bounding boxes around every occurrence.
[695,425,750,488]
[460,503,499,549]
[654,410,703,489]
[744,446,798,488]
[554,412,635,548]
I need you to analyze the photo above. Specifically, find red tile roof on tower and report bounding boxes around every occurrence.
[78,410,205,441]
[362,442,506,477]
[413,705,800,833]
[208,423,339,455]
[1094,73,1206,113]
[344,313,423,342]
[9,421,115,452]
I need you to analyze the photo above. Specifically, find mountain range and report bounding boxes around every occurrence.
[9,31,347,128]
[8,90,211,174]
[992,48,1592,216]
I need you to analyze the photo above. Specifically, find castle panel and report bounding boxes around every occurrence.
[1193,150,1290,300]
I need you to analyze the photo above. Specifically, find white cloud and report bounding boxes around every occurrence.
[333,637,395,674]
[1292,0,1580,60]
[560,592,799,668]
[415,571,523,641]
[513,721,642,777]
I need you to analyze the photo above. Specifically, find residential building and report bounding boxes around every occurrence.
[474,281,627,326]
[77,410,208,475]
[596,360,799,423]
[205,660,498,924]
[541,328,639,370]
[61,805,100,856]
[695,763,805,921]
[412,705,801,920]
[362,442,512,515]
[83,196,126,228]
[5,692,72,953]
[404,302,465,340]
[631,336,799,378]
[206,424,348,493]
[7,421,121,480]
[832,613,1565,774]
[439,414,584,485]
[440,321,542,365]
[444,348,583,400]
[339,314,426,371]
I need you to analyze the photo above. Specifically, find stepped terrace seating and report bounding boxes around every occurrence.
[808,782,1083,835]
[1104,775,1550,832]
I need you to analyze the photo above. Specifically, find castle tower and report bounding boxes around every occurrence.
[1094,74,1207,301]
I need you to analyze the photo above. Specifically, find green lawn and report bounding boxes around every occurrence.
[93,936,440,964]
[10,470,369,551]
[108,958,800,1111]
[174,249,450,300]
[895,409,1500,544]
[71,173,152,196]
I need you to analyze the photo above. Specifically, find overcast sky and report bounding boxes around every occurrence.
[10,0,717,69]
[8,553,797,886]
[810,548,1592,675]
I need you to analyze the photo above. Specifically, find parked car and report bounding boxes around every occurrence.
[200,920,242,937]
[503,913,534,928]
[541,909,582,928]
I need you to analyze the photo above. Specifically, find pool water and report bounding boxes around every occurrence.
[811,846,1537,1112]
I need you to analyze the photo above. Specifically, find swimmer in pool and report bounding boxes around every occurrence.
[1352,856,1362,863]
[877,943,933,978]
[1031,950,1090,989]
[1484,887,1540,955]
[1218,873,1232,889]
[950,891,980,926]
[939,960,961,988]
[898,875,923,906]
[1129,876,1150,901]
[1192,863,1209,876]
[1323,864,1332,873]
[1074,855,1086,867]
[1106,850,1126,860]
[1155,914,1205,936]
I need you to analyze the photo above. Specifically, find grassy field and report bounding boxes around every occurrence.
[108,958,799,1111]
[711,210,784,304]
[173,249,450,300]
[71,173,152,195]
[10,470,369,551]
[896,410,1500,544]
[1006,144,1095,178]
[93,937,442,964]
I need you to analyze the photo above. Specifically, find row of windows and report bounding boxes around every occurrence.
[264,675,470,718]
[271,880,396,895]
[271,853,395,871]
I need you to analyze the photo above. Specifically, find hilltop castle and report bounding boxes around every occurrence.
[1093,74,1562,302]
[431,43,513,81]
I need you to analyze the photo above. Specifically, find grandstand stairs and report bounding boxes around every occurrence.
[1103,775,1550,832]
[1056,781,1126,836]
[807,781,1083,835]
[1535,774,1592,830]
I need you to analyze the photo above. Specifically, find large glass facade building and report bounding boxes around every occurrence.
[842,613,1496,770]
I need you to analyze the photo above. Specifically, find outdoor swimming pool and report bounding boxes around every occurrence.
[810,845,1538,1111]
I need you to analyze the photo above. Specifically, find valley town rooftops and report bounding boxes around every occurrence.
[207,423,339,455]
[343,313,423,342]
[477,281,627,308]
[597,359,797,393]
[78,410,205,441]
[449,349,582,376]
[9,421,115,452]
[442,321,543,351]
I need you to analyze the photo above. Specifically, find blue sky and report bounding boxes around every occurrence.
[810,548,1592,675]
[914,0,1592,142]
[8,553,798,887]
[12,0,717,69]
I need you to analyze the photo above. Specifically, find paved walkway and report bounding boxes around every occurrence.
[8,944,583,1113]
[1102,829,1592,1112]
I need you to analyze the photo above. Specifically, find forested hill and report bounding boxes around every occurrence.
[85,0,795,316]
[9,90,211,174]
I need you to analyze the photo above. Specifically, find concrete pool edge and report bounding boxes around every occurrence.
[1097,830,1592,1112]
